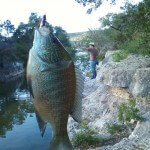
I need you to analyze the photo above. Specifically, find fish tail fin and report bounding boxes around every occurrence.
[49,134,73,150]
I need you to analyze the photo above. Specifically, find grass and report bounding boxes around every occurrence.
[118,99,144,124]
[113,50,128,62]
[72,119,103,149]
[146,95,150,101]
[97,54,105,61]
[72,128,101,148]
[107,123,123,135]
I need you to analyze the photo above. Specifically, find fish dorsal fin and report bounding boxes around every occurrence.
[53,36,71,60]
[70,67,84,123]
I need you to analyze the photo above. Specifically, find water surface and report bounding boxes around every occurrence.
[0,78,52,150]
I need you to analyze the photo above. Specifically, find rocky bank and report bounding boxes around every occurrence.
[68,51,150,150]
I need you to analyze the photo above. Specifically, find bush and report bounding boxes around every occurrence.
[97,54,105,61]
[107,123,123,134]
[113,50,128,62]
[118,99,143,124]
[72,128,100,148]
[146,95,150,101]
[119,35,150,57]
[72,119,102,148]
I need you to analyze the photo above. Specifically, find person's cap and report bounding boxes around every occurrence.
[89,42,95,46]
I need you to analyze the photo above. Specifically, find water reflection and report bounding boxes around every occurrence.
[0,78,34,138]
[0,78,52,150]
[0,78,22,99]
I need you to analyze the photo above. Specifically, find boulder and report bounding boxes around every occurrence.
[97,112,150,150]
[97,51,150,97]
[131,68,150,97]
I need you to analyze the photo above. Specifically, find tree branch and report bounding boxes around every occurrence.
[110,25,121,32]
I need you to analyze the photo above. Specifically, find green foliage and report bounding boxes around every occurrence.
[97,54,104,61]
[72,119,101,148]
[113,50,128,62]
[0,20,15,37]
[101,0,150,56]
[72,128,100,148]
[79,28,118,56]
[54,26,75,57]
[146,95,150,101]
[75,0,116,13]
[11,13,41,66]
[0,13,74,67]
[107,123,123,134]
[118,99,143,124]
[54,26,71,47]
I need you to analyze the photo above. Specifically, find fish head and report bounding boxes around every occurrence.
[32,26,63,64]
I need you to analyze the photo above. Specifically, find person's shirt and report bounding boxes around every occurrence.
[86,47,98,60]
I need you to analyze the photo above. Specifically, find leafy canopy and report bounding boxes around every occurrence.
[0,13,74,67]
[75,0,116,13]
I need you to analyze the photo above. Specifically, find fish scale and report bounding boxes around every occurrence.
[27,26,83,150]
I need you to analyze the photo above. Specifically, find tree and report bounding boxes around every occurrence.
[54,26,75,57]
[12,13,43,66]
[54,26,71,47]
[12,13,74,66]
[75,0,116,13]
[100,0,150,55]
[3,20,15,36]
[0,20,16,69]
[0,20,15,38]
[13,22,33,65]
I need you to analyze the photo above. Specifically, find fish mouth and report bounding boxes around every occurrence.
[38,26,50,37]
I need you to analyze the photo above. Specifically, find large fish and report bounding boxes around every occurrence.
[26,18,84,150]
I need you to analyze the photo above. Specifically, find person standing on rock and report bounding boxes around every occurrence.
[83,42,98,79]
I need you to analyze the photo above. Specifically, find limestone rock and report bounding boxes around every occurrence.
[97,113,150,150]
[97,51,150,97]
[131,68,150,97]
[111,87,130,99]
[68,79,129,140]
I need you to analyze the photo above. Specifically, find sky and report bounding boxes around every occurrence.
[0,0,142,33]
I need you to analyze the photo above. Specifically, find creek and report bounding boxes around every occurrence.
[0,77,52,150]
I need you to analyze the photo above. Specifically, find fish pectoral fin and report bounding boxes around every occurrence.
[41,67,52,72]
[70,67,84,123]
[41,61,73,72]
[61,60,72,68]
[41,64,56,72]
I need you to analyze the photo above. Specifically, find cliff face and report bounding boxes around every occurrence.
[68,51,150,150]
